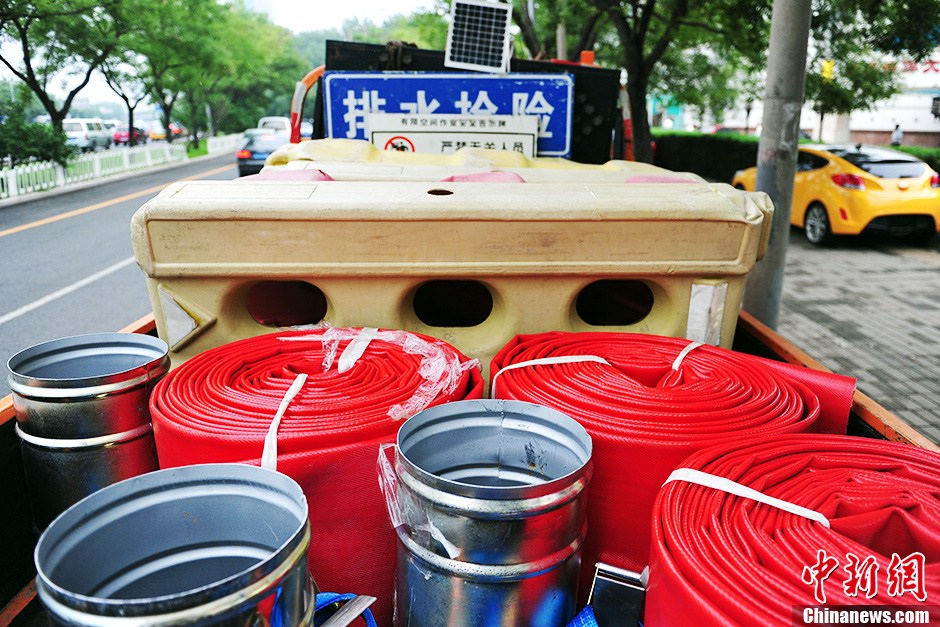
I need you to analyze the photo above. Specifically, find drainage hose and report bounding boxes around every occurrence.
[648,434,940,626]
[151,328,484,625]
[490,331,855,591]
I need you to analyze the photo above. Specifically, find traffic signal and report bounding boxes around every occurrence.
[821,60,835,80]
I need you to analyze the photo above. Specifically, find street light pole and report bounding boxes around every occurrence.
[742,0,813,328]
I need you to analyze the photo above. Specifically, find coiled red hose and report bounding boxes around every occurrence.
[490,332,856,590]
[648,434,940,626]
[151,328,483,625]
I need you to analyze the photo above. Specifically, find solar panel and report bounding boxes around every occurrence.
[445,0,513,73]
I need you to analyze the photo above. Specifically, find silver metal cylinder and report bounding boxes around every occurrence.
[35,463,314,626]
[8,332,169,530]
[393,399,593,627]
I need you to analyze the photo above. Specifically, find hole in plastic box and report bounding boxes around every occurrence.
[427,189,453,196]
[247,281,327,327]
[576,280,654,326]
[413,281,493,327]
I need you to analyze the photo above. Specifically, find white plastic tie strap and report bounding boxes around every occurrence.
[261,373,308,471]
[672,341,704,370]
[278,326,477,420]
[491,355,611,398]
[376,444,460,559]
[663,468,831,528]
[338,327,377,373]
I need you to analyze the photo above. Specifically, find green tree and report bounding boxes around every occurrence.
[511,0,609,61]
[0,79,44,119]
[342,11,448,49]
[124,0,219,143]
[292,28,343,68]
[0,0,125,131]
[804,56,899,141]
[102,57,148,146]
[0,83,73,165]
[510,0,940,163]
[175,5,306,143]
[291,7,449,70]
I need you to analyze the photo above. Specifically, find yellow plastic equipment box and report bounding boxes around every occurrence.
[132,152,773,376]
[264,138,703,183]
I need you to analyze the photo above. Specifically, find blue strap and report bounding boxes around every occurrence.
[314,592,378,627]
[568,606,600,627]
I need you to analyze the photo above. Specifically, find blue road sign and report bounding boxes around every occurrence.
[323,72,574,157]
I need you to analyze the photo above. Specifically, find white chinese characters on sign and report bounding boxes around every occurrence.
[513,90,555,138]
[343,89,556,143]
[342,90,386,138]
[400,90,440,114]
[455,90,499,115]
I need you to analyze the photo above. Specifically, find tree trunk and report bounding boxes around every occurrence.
[162,104,174,144]
[818,110,825,141]
[572,11,604,61]
[626,76,653,163]
[511,4,542,58]
[128,106,136,147]
[49,112,65,133]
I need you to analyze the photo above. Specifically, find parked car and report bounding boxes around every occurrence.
[236,133,289,176]
[113,126,147,145]
[62,118,112,151]
[732,144,940,245]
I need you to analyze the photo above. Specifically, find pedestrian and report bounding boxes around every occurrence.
[890,124,903,146]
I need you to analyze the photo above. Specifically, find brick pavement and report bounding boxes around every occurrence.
[777,229,940,443]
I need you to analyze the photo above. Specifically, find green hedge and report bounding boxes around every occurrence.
[894,146,940,173]
[650,129,758,182]
[650,130,940,180]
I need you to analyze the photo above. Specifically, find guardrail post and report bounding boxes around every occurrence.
[92,153,102,178]
[54,164,65,187]
[4,168,17,197]
[122,149,130,170]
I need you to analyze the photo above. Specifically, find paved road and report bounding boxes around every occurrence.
[0,155,237,397]
[779,229,940,443]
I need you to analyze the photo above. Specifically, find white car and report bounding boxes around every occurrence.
[63,118,113,151]
[257,116,291,133]
[255,116,312,137]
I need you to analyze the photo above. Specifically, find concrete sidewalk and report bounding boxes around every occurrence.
[778,230,940,443]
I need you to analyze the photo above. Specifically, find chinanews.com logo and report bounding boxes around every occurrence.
[794,550,936,626]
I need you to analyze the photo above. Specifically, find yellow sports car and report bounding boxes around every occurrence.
[732,145,940,245]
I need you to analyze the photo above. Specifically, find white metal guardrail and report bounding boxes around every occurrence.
[0,143,188,201]
[207,133,244,155]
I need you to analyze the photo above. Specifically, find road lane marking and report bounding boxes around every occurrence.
[0,163,234,239]
[0,256,136,326]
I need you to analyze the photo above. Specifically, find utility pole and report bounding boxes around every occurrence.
[556,22,567,60]
[742,0,812,328]
[205,103,215,137]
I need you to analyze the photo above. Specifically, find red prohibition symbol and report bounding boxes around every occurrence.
[384,135,415,152]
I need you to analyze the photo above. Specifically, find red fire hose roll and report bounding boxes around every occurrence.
[151,328,483,625]
[648,435,940,626]
[490,332,855,586]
